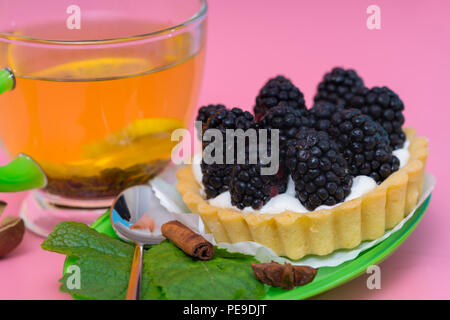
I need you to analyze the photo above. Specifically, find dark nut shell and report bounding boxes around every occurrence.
[0,200,6,215]
[0,216,25,258]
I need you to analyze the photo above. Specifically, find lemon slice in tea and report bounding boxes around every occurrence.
[30,57,152,80]
[83,117,185,159]
[41,117,183,178]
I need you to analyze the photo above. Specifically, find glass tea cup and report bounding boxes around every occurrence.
[0,0,207,235]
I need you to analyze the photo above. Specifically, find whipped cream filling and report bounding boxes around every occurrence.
[393,139,410,168]
[193,139,410,214]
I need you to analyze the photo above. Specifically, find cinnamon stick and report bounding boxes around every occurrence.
[251,261,317,290]
[161,220,214,260]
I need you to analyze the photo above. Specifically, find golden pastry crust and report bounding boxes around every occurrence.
[177,127,428,260]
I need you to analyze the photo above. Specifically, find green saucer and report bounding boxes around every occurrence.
[63,194,431,300]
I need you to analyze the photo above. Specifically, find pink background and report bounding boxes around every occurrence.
[0,0,449,299]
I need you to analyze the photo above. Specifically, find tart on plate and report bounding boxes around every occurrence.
[177,68,429,260]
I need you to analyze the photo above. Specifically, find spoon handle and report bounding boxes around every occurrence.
[126,243,143,300]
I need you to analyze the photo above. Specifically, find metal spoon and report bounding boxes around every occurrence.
[110,185,165,300]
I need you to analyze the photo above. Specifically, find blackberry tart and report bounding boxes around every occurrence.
[177,74,428,260]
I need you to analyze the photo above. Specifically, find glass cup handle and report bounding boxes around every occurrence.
[0,68,47,192]
[0,154,47,192]
[0,67,15,94]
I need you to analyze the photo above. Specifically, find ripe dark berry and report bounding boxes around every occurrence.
[254,75,306,121]
[201,107,256,199]
[202,107,255,148]
[309,101,344,132]
[201,163,233,199]
[350,86,406,149]
[314,67,365,108]
[195,104,226,140]
[196,104,226,124]
[286,128,353,211]
[205,107,255,131]
[229,133,288,210]
[230,161,288,210]
[259,104,312,151]
[328,109,400,183]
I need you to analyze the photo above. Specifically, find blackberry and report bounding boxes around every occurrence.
[201,163,233,199]
[196,104,226,123]
[202,107,255,149]
[259,104,312,149]
[350,86,406,149]
[204,107,255,133]
[286,128,353,211]
[201,107,256,199]
[229,134,288,210]
[329,108,400,183]
[195,104,226,139]
[254,75,306,121]
[309,101,343,132]
[314,67,365,108]
[230,162,288,210]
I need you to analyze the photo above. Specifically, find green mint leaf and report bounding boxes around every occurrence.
[60,254,131,300]
[42,222,133,258]
[59,254,165,300]
[214,247,256,259]
[144,241,266,300]
[43,223,266,300]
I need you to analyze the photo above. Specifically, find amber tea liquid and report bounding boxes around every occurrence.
[0,21,205,201]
